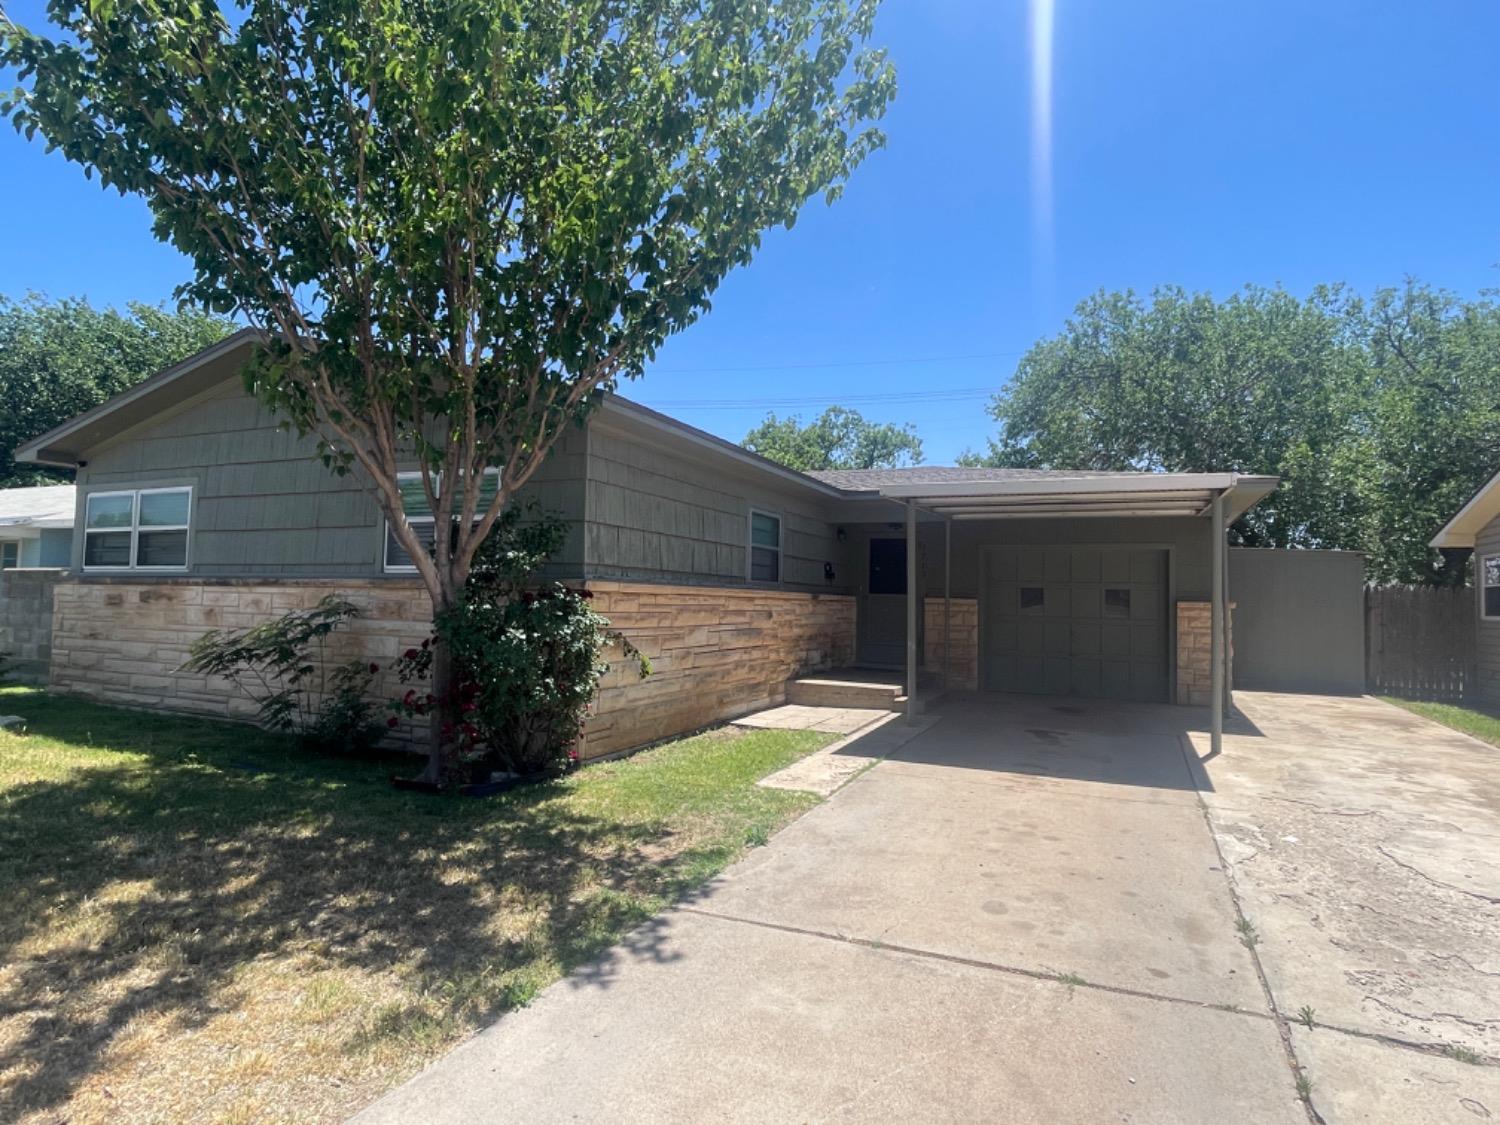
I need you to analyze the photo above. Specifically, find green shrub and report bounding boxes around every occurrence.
[393,505,648,780]
[181,595,384,753]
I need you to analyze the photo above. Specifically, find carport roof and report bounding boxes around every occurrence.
[814,468,1279,522]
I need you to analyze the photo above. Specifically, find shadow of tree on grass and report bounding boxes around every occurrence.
[0,691,799,1122]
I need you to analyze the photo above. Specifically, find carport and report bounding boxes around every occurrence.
[860,472,1278,754]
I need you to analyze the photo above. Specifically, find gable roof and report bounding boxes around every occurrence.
[1431,469,1500,549]
[14,328,265,468]
[9,334,1278,522]
[0,484,75,529]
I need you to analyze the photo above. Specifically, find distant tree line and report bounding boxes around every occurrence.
[742,405,923,471]
[0,293,232,487]
[959,281,1500,585]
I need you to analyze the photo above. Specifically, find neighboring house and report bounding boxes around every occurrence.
[1431,472,1500,707]
[0,484,74,570]
[12,331,1278,757]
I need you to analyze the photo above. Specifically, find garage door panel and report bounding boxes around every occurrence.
[1101,623,1132,659]
[1017,548,1045,581]
[1130,663,1163,701]
[1101,661,1132,697]
[1071,622,1101,656]
[1043,657,1071,695]
[1071,548,1101,583]
[1044,622,1070,656]
[1070,657,1102,696]
[985,653,1018,692]
[1131,623,1164,659]
[1130,549,1164,584]
[983,545,1167,703]
[1132,586,1162,622]
[1101,550,1132,583]
[989,550,1019,581]
[1072,588,1101,620]
[988,618,1019,654]
[1018,620,1047,655]
[1046,585,1073,618]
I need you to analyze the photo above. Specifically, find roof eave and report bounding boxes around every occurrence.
[13,327,264,465]
[1429,467,1500,549]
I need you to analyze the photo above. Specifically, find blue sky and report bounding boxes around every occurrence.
[3,0,1498,462]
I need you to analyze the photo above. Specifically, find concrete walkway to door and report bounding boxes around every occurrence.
[353,693,1500,1124]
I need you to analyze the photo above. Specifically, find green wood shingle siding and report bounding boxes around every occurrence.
[72,381,586,578]
[1475,513,1500,706]
[583,426,849,593]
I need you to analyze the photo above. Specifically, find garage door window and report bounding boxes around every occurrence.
[1104,588,1131,617]
[1019,586,1045,611]
[1484,556,1500,619]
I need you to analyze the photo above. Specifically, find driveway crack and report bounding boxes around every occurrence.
[1375,845,1500,906]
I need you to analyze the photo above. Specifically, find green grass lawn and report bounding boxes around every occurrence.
[1380,696,1500,748]
[0,686,831,1124]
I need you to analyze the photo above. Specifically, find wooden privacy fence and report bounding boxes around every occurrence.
[1365,585,1476,701]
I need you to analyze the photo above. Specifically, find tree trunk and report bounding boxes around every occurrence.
[416,589,458,785]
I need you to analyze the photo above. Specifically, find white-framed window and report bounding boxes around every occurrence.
[0,541,17,569]
[384,468,499,572]
[1483,555,1500,620]
[83,487,191,570]
[748,509,782,584]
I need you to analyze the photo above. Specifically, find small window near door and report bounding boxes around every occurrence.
[1019,586,1045,611]
[0,541,16,569]
[749,510,781,584]
[1484,556,1500,619]
[1104,588,1131,617]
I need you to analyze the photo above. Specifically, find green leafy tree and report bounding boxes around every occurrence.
[743,405,922,470]
[0,293,231,486]
[963,282,1500,584]
[3,0,894,779]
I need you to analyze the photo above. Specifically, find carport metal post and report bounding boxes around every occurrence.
[906,500,920,717]
[944,517,952,691]
[1211,490,1226,755]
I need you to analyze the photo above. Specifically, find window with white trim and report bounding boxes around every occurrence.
[1484,555,1500,619]
[384,468,500,572]
[748,510,781,584]
[83,487,191,570]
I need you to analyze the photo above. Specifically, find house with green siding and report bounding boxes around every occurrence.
[11,331,1281,758]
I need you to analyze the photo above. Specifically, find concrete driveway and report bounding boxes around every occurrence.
[355,692,1500,1124]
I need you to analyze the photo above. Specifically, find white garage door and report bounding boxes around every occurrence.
[981,546,1168,702]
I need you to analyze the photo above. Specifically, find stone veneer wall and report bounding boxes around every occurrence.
[923,596,979,692]
[47,577,855,761]
[1,568,64,684]
[581,581,855,759]
[1176,600,1234,706]
[49,578,433,734]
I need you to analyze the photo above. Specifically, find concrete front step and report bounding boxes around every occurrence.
[786,675,906,712]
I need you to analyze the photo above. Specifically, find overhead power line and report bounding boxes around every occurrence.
[648,387,994,410]
[648,350,1020,375]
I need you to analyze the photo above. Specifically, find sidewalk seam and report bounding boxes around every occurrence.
[1179,734,1326,1124]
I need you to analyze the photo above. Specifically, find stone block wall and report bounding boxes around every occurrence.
[1,568,63,684]
[923,596,979,691]
[581,581,855,759]
[47,577,856,761]
[49,578,433,733]
[1176,600,1234,706]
